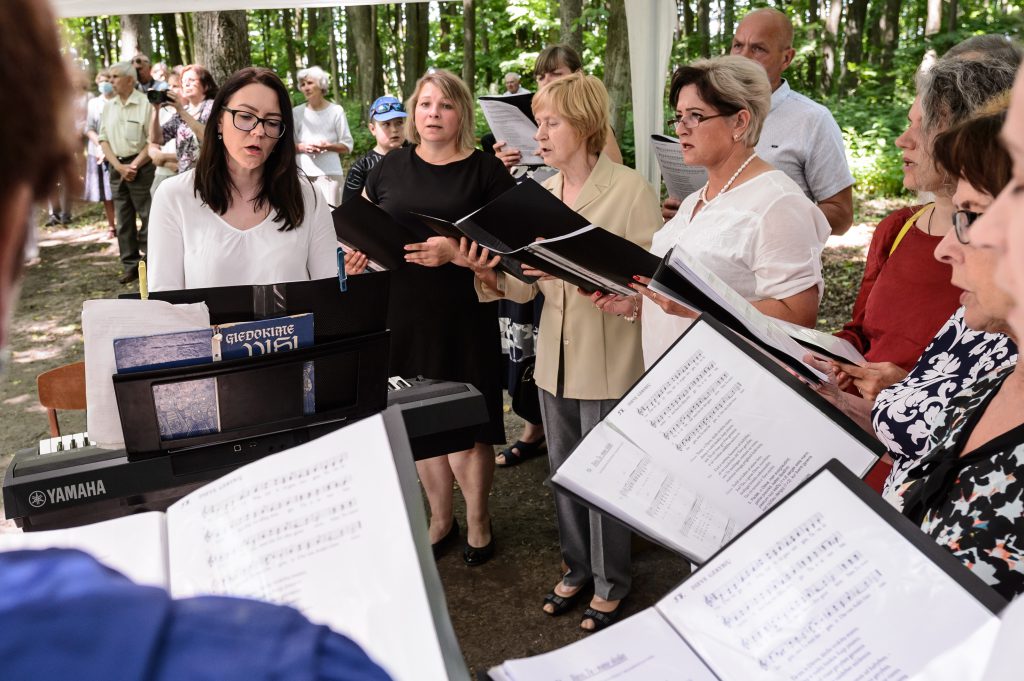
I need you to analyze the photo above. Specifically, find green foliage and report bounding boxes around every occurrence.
[832,87,912,199]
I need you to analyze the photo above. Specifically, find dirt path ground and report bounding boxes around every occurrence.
[0,200,882,675]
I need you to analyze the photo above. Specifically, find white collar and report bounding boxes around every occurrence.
[769,79,792,113]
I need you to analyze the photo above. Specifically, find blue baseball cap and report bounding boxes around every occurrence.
[369,96,407,122]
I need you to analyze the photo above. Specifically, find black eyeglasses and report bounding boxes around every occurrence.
[371,101,405,116]
[222,107,286,139]
[668,112,730,131]
[952,210,981,244]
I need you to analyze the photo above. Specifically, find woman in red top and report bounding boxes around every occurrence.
[832,55,1017,400]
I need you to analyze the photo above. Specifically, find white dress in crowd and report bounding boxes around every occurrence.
[293,101,354,207]
[147,169,338,291]
[642,170,830,367]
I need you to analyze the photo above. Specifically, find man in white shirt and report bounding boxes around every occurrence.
[664,9,854,236]
[730,8,853,234]
[502,72,530,96]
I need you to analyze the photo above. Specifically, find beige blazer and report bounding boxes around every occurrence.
[478,153,661,400]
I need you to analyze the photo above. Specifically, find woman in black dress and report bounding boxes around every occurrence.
[364,69,514,565]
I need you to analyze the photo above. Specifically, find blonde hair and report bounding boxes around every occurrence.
[531,72,610,156]
[405,69,476,152]
[669,56,770,147]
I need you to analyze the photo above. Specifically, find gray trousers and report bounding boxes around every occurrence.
[110,162,155,272]
[539,388,632,601]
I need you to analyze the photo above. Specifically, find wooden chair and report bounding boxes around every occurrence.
[36,361,86,437]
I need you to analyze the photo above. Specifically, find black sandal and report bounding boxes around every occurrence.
[542,582,589,616]
[580,602,624,633]
[496,436,546,467]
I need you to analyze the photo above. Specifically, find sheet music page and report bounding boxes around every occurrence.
[479,98,543,165]
[553,424,734,561]
[651,134,708,199]
[604,321,875,544]
[82,299,211,448]
[770,318,866,366]
[657,471,998,681]
[658,248,828,381]
[165,416,449,681]
[0,512,169,588]
[493,608,719,681]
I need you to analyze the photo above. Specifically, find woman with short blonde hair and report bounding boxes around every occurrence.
[531,73,609,156]
[404,69,477,152]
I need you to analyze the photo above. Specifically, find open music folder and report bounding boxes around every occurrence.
[492,461,1005,681]
[650,133,708,200]
[413,178,661,296]
[0,408,470,681]
[332,195,426,271]
[647,246,865,382]
[550,314,882,564]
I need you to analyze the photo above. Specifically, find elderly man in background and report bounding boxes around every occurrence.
[99,61,154,284]
[503,72,529,96]
[663,8,855,236]
[133,53,159,92]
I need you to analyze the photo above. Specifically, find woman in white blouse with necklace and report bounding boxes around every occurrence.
[593,56,829,366]
[148,67,337,291]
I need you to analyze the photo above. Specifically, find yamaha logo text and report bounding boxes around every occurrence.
[29,479,107,507]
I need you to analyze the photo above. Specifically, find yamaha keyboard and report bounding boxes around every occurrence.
[4,377,487,531]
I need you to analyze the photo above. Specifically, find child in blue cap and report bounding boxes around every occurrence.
[341,96,407,204]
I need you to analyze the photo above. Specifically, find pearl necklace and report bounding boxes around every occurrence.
[698,152,757,204]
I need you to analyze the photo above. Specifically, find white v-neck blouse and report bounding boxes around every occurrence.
[148,170,338,291]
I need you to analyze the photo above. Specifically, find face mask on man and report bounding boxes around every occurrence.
[98,82,113,95]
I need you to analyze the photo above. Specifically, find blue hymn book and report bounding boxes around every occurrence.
[214,313,315,415]
[112,328,219,441]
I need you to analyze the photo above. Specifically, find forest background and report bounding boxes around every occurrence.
[60,1,1022,202]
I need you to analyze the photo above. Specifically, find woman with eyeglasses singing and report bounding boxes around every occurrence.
[148,67,337,291]
[593,56,828,368]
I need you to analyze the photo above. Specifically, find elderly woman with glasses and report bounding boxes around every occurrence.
[147,67,337,291]
[593,56,829,367]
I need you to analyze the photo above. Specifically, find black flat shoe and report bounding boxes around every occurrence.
[463,522,494,566]
[431,518,459,559]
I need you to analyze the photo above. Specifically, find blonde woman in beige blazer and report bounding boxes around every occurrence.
[463,74,660,632]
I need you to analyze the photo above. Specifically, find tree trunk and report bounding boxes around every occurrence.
[439,0,455,53]
[947,0,958,33]
[697,0,711,57]
[806,0,819,93]
[193,11,251,85]
[403,2,429,96]
[258,11,271,69]
[177,13,194,65]
[926,0,941,35]
[329,8,340,100]
[604,0,631,146]
[344,10,356,94]
[307,8,320,67]
[723,0,736,46]
[822,0,843,93]
[879,0,900,89]
[559,0,583,55]
[160,14,183,67]
[120,14,151,60]
[282,9,299,89]
[348,5,381,122]
[840,0,868,93]
[463,0,476,93]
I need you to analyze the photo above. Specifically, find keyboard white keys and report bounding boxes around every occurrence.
[38,432,90,455]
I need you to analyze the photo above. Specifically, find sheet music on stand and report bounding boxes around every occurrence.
[479,94,542,166]
[651,134,708,199]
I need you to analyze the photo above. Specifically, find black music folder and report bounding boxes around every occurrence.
[413,179,660,295]
[492,460,1004,680]
[332,196,424,271]
[549,314,883,564]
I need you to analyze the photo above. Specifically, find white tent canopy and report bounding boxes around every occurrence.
[51,0,676,187]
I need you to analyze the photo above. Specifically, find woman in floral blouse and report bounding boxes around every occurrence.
[148,64,218,174]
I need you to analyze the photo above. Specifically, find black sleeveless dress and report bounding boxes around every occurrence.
[365,146,514,444]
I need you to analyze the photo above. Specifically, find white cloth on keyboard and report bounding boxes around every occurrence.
[83,299,210,449]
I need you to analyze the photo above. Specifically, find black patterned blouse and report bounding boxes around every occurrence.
[897,365,1024,600]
